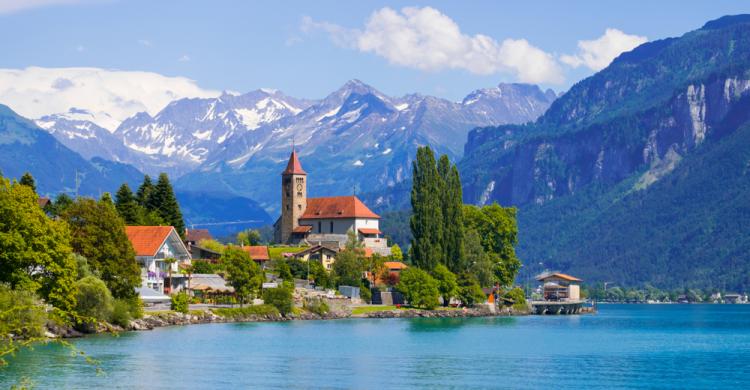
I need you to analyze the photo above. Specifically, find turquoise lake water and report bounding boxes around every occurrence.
[2,304,750,389]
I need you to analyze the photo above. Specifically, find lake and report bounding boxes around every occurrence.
[2,304,750,389]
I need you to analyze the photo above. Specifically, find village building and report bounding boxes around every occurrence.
[185,228,212,247]
[273,150,390,256]
[241,245,271,268]
[536,272,583,301]
[293,245,339,270]
[125,226,192,294]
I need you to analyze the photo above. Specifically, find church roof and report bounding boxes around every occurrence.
[282,150,306,175]
[300,196,380,219]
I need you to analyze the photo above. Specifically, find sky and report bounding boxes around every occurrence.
[0,0,748,124]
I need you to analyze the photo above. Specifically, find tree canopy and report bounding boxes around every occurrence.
[0,177,77,311]
[222,246,263,306]
[61,197,140,299]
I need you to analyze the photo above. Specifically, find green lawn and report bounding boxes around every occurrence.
[268,246,307,260]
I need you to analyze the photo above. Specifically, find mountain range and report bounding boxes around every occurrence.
[28,80,556,213]
[1,79,555,234]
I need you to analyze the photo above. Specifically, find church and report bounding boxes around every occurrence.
[273,150,390,256]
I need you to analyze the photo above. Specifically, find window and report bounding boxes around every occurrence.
[318,221,322,233]
[286,204,289,211]
[298,204,302,210]
[330,221,334,233]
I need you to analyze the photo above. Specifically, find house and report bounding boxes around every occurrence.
[190,245,222,261]
[724,293,748,304]
[37,197,51,208]
[125,226,192,294]
[371,261,408,285]
[185,228,212,247]
[293,245,339,270]
[536,272,583,301]
[273,149,390,256]
[242,245,271,268]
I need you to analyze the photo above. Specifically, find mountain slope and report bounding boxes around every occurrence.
[0,104,142,196]
[458,14,750,289]
[177,81,556,213]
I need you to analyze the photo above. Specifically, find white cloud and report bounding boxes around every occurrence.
[561,28,647,71]
[0,67,220,131]
[0,0,100,14]
[303,7,563,84]
[178,54,191,62]
[138,39,152,47]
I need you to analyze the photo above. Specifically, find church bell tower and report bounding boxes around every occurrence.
[279,149,307,243]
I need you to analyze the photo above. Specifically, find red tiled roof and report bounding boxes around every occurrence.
[125,226,175,257]
[282,150,306,175]
[37,197,51,208]
[364,248,373,258]
[242,245,270,261]
[358,228,381,235]
[300,196,380,220]
[293,225,313,233]
[536,272,583,282]
[384,261,407,270]
[186,228,212,243]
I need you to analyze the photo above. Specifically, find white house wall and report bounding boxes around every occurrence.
[300,218,379,235]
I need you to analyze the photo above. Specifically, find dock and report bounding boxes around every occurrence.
[530,300,592,315]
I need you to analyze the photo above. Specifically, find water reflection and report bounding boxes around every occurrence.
[405,316,518,332]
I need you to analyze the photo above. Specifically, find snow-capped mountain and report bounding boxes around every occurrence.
[35,79,555,213]
[177,80,557,212]
[113,89,312,175]
[35,108,140,163]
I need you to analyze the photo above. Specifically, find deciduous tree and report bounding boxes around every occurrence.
[222,246,263,306]
[397,267,440,309]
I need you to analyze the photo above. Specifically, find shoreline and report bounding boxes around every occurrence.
[47,305,535,337]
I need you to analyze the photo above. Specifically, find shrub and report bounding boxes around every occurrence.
[191,260,216,274]
[359,283,372,303]
[431,265,458,307]
[171,292,189,313]
[504,287,527,311]
[110,299,132,327]
[263,286,293,315]
[303,297,330,315]
[0,284,47,340]
[457,273,487,307]
[212,305,279,319]
[396,268,440,309]
[74,276,114,326]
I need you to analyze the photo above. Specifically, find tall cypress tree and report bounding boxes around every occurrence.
[150,173,185,238]
[136,175,153,207]
[410,146,443,270]
[115,183,140,225]
[444,164,466,273]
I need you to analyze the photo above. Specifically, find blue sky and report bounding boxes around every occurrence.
[1,0,748,101]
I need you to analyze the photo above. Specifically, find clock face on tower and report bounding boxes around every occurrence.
[297,184,303,191]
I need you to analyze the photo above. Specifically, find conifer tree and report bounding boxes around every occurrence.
[19,172,36,193]
[410,146,443,270]
[442,164,466,273]
[135,175,153,207]
[100,192,113,205]
[115,183,140,225]
[149,173,185,238]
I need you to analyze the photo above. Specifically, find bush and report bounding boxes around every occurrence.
[303,298,330,315]
[75,276,114,327]
[127,296,144,319]
[504,287,527,311]
[110,299,132,327]
[263,286,293,315]
[171,292,189,313]
[396,268,440,309]
[359,283,372,303]
[191,260,216,274]
[457,273,487,307]
[0,284,47,340]
[212,305,279,319]
[431,265,458,307]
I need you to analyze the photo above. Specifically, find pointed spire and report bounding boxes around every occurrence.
[282,149,306,175]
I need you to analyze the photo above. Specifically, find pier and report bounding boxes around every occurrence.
[530,300,589,315]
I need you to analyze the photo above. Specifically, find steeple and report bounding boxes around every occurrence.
[282,150,306,175]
